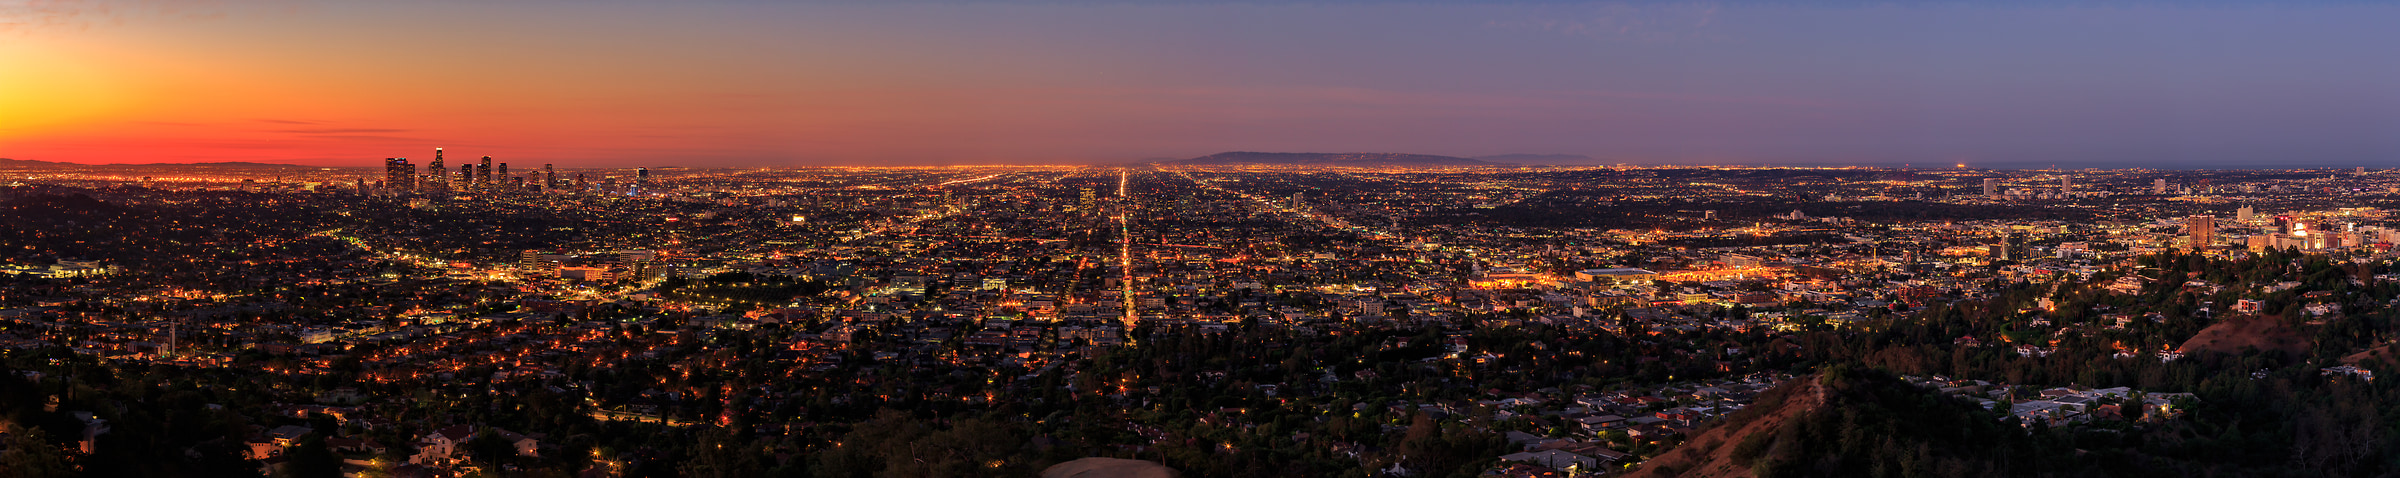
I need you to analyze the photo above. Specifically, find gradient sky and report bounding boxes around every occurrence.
[3,0,2396,167]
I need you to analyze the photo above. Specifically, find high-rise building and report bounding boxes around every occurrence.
[497,163,509,191]
[2236,205,2254,223]
[2187,215,2215,250]
[2059,177,2071,190]
[1982,178,1998,197]
[2154,179,2170,195]
[383,158,413,190]
[460,164,474,190]
[635,167,650,193]
[476,162,491,191]
[428,148,447,191]
[542,164,556,193]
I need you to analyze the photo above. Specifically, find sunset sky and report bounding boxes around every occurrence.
[3,0,2396,168]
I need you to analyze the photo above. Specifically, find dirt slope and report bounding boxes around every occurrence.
[1622,377,1823,478]
[1041,458,1180,478]
[2341,343,2396,366]
[2178,315,2310,356]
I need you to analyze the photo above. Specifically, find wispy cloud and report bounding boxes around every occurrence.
[0,0,233,34]
[291,134,427,142]
[276,128,409,134]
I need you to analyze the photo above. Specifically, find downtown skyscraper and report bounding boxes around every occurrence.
[383,157,414,190]
[427,148,448,191]
[477,156,493,191]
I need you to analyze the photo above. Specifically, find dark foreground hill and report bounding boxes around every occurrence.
[1628,367,2055,478]
[1170,152,1499,166]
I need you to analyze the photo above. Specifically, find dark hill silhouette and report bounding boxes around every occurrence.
[1170,152,1498,166]
[1476,153,1591,164]
[0,158,67,167]
[0,158,328,169]
[1628,366,2050,478]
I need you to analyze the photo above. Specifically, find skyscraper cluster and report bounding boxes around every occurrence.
[374,148,655,195]
[383,157,415,190]
[379,149,527,193]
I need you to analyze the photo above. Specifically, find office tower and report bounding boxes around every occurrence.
[428,148,447,191]
[575,173,588,192]
[2236,205,2253,223]
[383,158,413,191]
[1290,192,1303,209]
[476,163,491,191]
[635,167,650,193]
[2059,177,2071,190]
[1980,178,1998,196]
[497,163,509,191]
[542,164,555,193]
[2154,179,2169,195]
[2188,215,2215,250]
[460,164,474,190]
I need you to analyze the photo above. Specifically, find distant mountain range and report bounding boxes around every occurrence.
[1169,152,1502,166]
[1475,153,1592,164]
[0,158,333,169]
[0,158,62,167]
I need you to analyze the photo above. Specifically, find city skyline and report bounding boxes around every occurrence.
[5,0,2399,168]
[9,3,2400,475]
